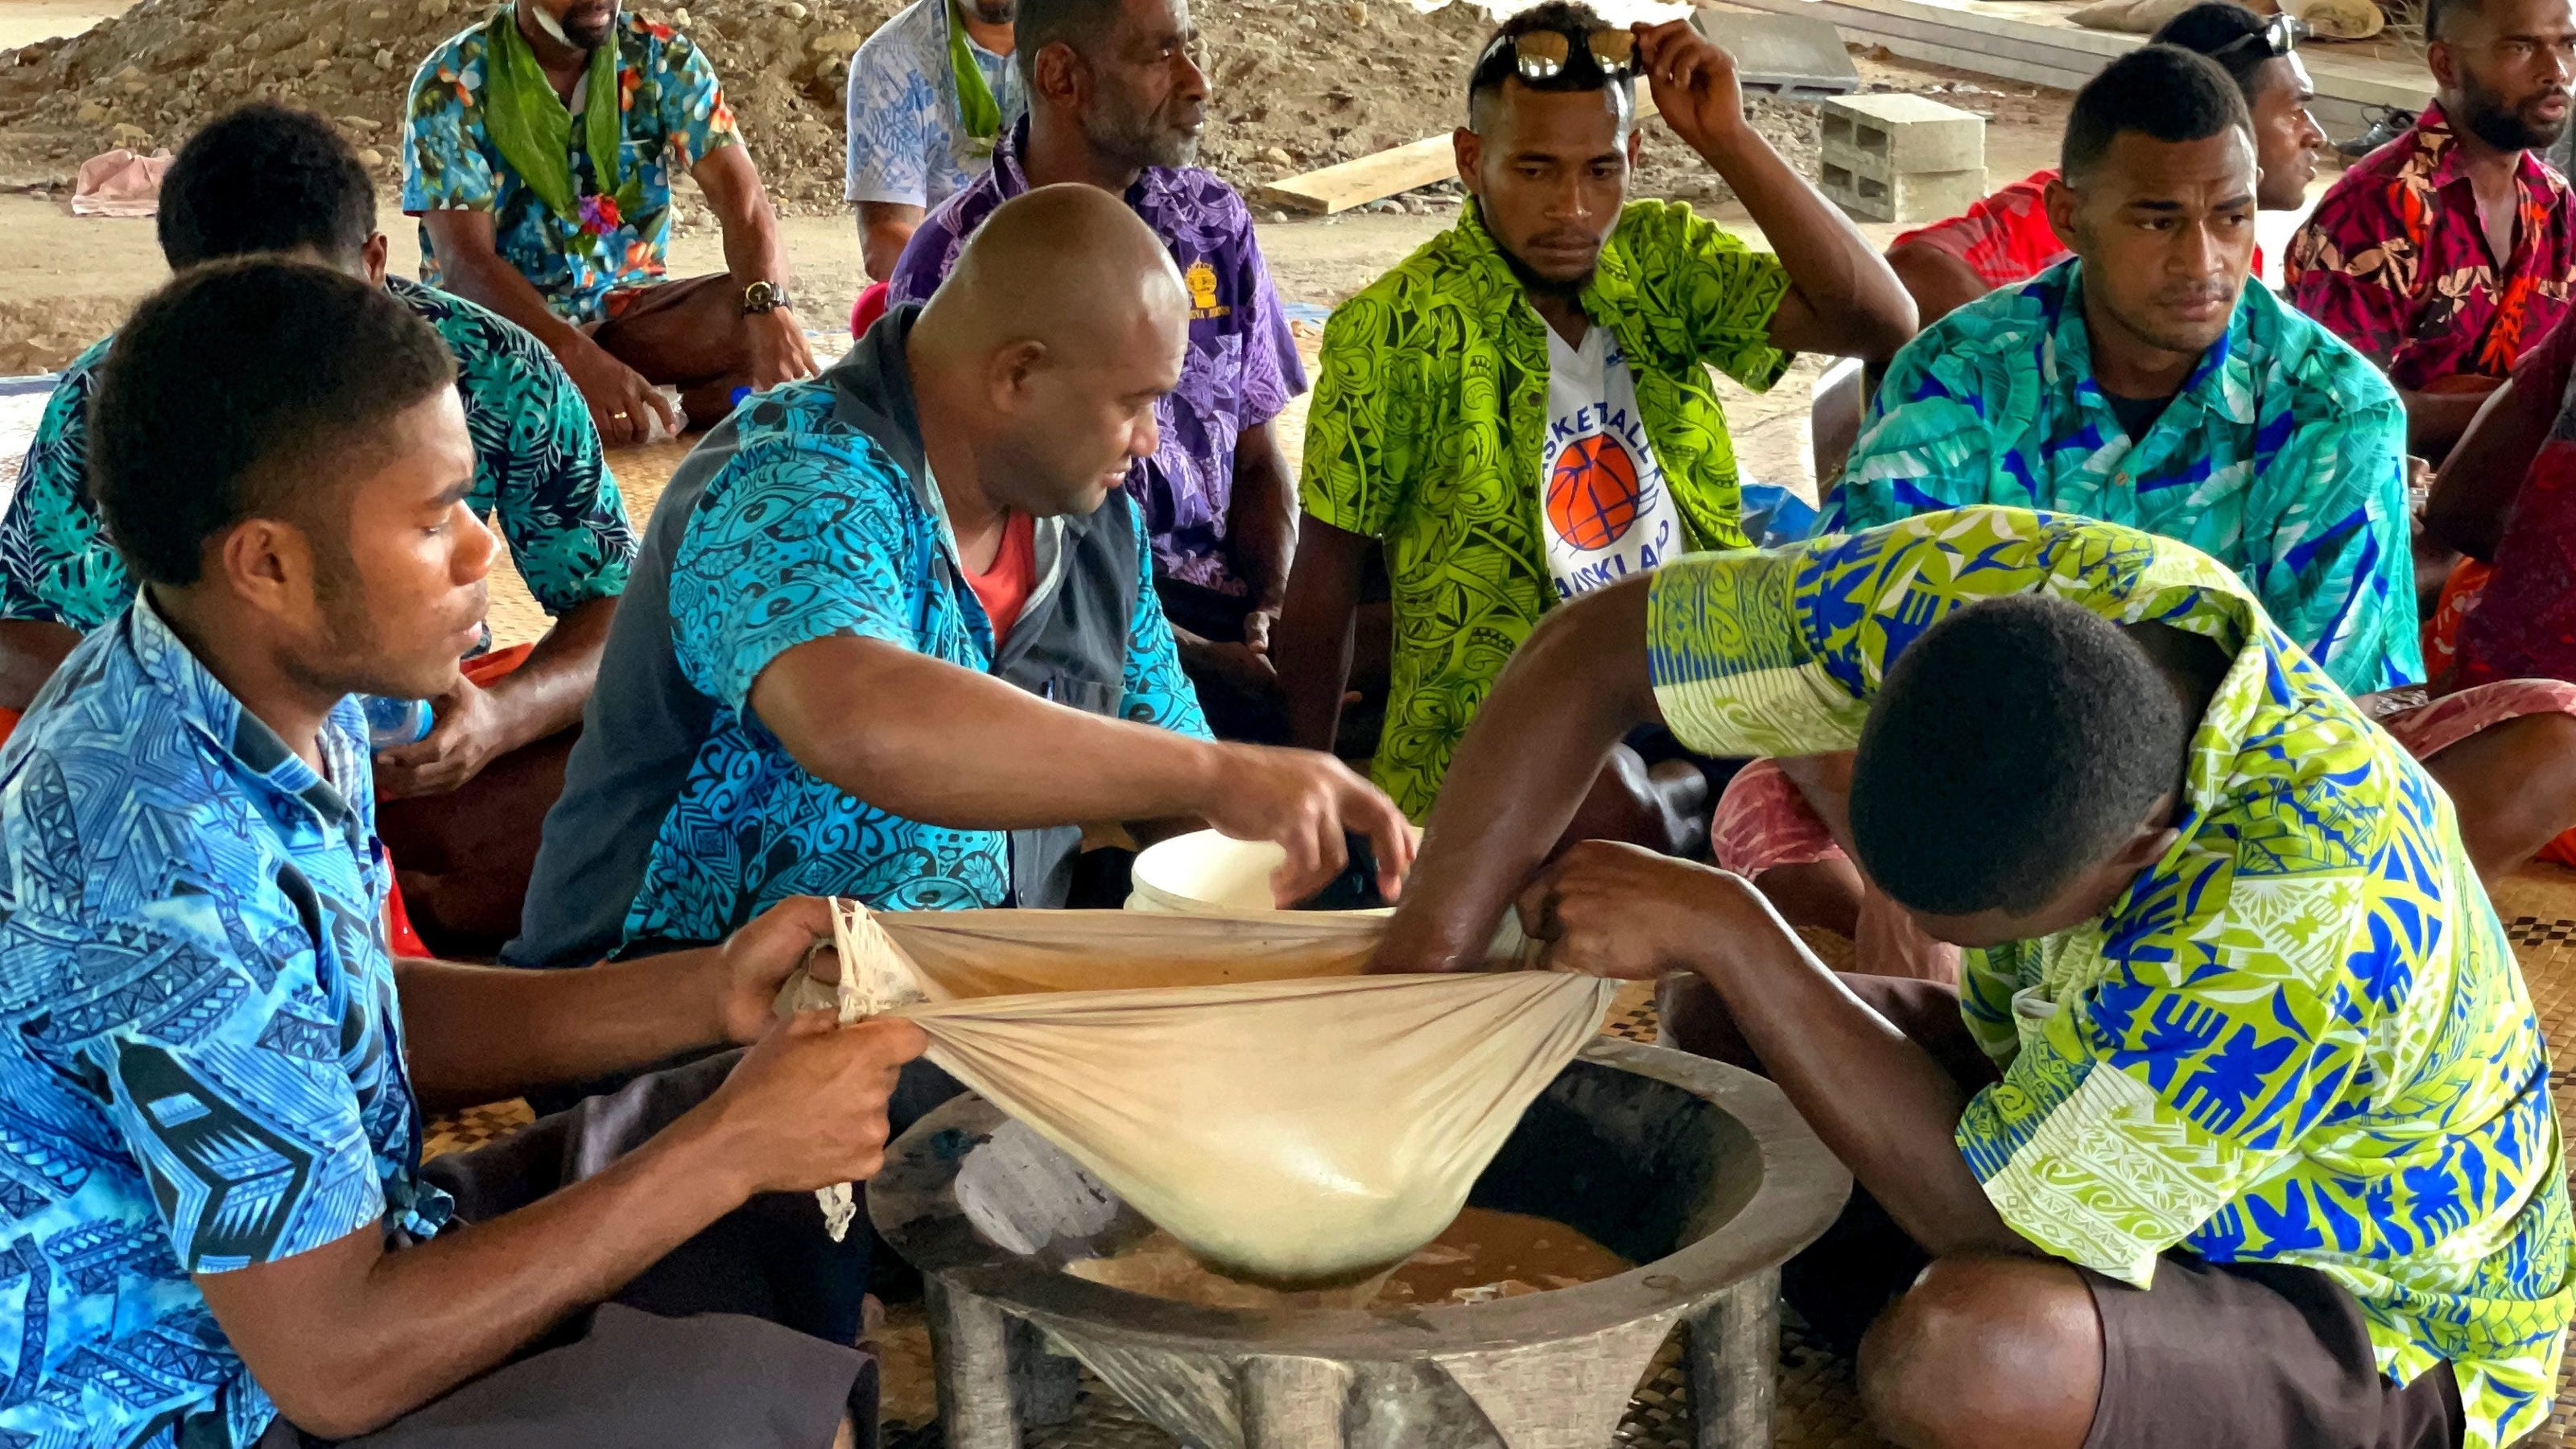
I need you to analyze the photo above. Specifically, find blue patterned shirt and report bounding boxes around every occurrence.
[1826,259,2419,695]
[1,278,634,632]
[402,10,742,324]
[843,0,1022,211]
[621,378,1211,948]
[0,596,448,1449]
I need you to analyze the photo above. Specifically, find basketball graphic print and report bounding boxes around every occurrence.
[1547,433,1644,551]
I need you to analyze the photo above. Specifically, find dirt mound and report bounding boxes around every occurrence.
[0,0,1814,213]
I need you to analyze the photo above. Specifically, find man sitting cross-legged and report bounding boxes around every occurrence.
[1372,506,2574,1449]
[509,185,1411,972]
[1274,2,1913,847]
[0,257,927,1449]
[405,0,816,442]
[1739,47,2576,979]
[2285,0,2576,460]
[1,102,637,952]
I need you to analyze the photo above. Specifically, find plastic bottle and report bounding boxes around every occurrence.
[361,696,434,749]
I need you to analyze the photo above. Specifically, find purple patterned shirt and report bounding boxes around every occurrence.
[888,118,1304,604]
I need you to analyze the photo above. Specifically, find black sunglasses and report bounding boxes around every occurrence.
[1476,25,1638,84]
[2208,11,2309,63]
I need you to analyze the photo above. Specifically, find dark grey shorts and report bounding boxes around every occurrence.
[257,1051,875,1449]
[2081,1254,2461,1449]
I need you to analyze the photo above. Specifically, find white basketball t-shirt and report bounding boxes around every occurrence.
[1540,324,1685,601]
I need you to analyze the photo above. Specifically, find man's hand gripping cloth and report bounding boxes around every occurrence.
[797,901,1617,1282]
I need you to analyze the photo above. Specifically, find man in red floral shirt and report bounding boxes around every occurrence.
[2285,0,2576,459]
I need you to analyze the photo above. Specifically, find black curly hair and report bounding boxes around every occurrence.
[158,103,376,271]
[93,259,455,588]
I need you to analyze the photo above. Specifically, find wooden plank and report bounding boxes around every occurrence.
[1252,134,1458,216]
[1255,93,1663,216]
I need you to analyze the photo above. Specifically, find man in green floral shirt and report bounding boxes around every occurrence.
[1377,506,2574,1449]
[404,0,817,442]
[1274,2,1913,831]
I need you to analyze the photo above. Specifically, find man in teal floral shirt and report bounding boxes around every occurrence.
[0,107,634,952]
[404,0,817,443]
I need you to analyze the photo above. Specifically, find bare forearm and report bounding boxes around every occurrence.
[858,204,923,281]
[424,237,588,356]
[1229,434,1297,614]
[1373,580,1657,971]
[2425,383,2545,560]
[2402,389,2497,461]
[1687,884,2027,1257]
[712,168,792,291]
[0,619,80,712]
[756,639,1225,828]
[481,597,615,748]
[395,949,727,1106]
[1690,126,1913,356]
[230,1120,745,1439]
[1274,520,1365,753]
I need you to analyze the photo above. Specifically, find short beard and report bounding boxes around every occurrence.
[1497,242,1593,303]
[2459,72,2568,151]
[286,547,402,703]
[1080,105,1198,171]
[968,0,1013,24]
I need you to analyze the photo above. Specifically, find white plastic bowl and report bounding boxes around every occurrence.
[1125,829,1392,914]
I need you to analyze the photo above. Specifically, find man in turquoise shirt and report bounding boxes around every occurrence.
[1829,46,2414,696]
[1735,47,2576,973]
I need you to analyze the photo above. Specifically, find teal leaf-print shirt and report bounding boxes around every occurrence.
[0,278,634,630]
[1825,258,2418,696]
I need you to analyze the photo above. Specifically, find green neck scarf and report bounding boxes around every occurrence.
[948,0,1002,148]
[483,3,625,222]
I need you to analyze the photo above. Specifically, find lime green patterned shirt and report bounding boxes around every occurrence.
[1647,506,2573,1449]
[1301,198,1789,819]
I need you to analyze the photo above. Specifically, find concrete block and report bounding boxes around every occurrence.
[1819,92,1986,222]
[1820,92,1986,173]
[1821,161,1989,223]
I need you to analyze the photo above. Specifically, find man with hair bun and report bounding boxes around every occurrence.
[1373,505,2574,1449]
[1881,0,2328,328]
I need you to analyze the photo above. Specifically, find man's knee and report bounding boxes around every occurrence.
[1558,745,1709,858]
[2429,710,2576,866]
[1858,1253,2101,1449]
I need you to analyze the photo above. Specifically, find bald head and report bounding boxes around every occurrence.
[912,184,1191,518]
[923,184,1189,353]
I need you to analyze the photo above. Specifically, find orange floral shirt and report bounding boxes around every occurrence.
[2285,104,2576,390]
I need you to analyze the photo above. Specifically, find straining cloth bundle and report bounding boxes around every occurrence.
[793,902,1614,1282]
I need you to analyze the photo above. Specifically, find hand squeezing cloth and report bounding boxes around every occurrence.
[796,902,1619,1283]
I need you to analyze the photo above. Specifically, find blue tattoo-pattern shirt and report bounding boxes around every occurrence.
[621,378,1210,947]
[0,596,448,1449]
[1,277,635,632]
[1825,258,2419,695]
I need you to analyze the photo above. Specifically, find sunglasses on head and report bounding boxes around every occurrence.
[2207,11,2309,63]
[1477,24,1638,84]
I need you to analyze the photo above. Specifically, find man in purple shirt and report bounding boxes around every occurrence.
[889,0,1302,741]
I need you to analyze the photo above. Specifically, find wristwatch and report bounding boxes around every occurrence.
[742,279,791,315]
